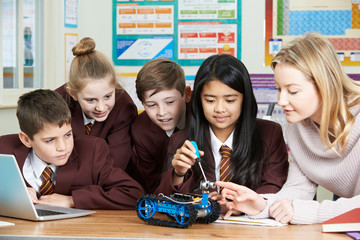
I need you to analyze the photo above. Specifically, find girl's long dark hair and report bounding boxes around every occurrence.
[189,54,264,189]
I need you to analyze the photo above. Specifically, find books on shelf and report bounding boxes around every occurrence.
[321,208,360,233]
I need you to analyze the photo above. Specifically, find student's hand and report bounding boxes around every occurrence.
[38,193,75,208]
[209,191,242,217]
[209,191,227,213]
[269,199,293,224]
[27,187,38,203]
[216,181,267,216]
[172,140,204,177]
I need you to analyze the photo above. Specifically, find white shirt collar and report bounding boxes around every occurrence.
[30,149,56,179]
[210,126,234,153]
[82,112,95,125]
[165,129,174,137]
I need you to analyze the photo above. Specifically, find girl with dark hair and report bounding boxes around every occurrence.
[155,54,289,217]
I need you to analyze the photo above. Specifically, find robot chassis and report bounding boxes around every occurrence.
[136,141,221,228]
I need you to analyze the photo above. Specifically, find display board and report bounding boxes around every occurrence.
[265,0,360,66]
[112,0,241,66]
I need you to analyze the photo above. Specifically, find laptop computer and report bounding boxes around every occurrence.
[0,154,95,221]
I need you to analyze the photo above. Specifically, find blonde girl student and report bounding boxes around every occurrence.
[56,37,137,170]
[217,32,360,224]
[155,54,289,215]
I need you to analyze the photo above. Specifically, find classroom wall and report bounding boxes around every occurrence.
[1,0,360,136]
[1,0,354,202]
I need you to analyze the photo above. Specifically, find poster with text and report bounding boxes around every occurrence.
[178,22,237,59]
[265,0,360,66]
[112,0,241,66]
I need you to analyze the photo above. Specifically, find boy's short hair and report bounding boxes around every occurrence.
[136,58,185,102]
[16,89,71,140]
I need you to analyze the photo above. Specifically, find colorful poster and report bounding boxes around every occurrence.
[116,4,174,35]
[116,37,174,60]
[178,0,237,20]
[178,22,237,59]
[112,0,241,66]
[265,0,360,66]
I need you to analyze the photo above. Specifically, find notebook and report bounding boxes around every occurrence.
[0,154,95,221]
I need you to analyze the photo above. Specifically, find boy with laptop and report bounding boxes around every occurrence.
[0,89,145,210]
[129,58,191,194]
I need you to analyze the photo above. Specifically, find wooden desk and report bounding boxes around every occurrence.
[0,210,350,240]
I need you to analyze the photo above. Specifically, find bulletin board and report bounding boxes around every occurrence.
[265,0,360,66]
[112,0,241,66]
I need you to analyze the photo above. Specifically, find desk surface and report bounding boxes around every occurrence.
[0,210,350,240]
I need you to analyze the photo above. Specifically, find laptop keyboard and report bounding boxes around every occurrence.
[36,209,66,216]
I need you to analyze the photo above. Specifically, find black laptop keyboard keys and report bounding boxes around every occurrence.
[36,209,66,216]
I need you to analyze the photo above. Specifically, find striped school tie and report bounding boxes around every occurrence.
[219,145,233,182]
[40,167,55,196]
[85,123,93,135]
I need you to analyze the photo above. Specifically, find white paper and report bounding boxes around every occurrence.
[0,221,15,227]
[216,215,286,227]
[65,0,78,27]
[65,34,78,82]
